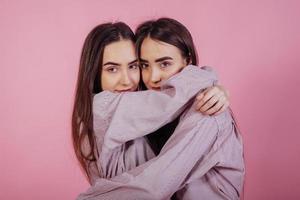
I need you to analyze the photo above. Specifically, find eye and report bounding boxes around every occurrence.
[128,63,139,70]
[140,63,149,70]
[106,66,118,73]
[160,61,171,68]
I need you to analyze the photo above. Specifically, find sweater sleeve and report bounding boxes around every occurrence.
[93,65,218,150]
[76,109,221,200]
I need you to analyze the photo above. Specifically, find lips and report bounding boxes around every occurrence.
[115,88,135,92]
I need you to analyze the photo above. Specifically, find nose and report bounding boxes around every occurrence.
[150,67,161,84]
[120,69,131,86]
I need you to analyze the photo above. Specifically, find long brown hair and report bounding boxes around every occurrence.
[72,22,135,184]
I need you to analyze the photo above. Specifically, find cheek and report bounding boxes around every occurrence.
[101,72,119,91]
[160,69,176,81]
[164,64,184,80]
[130,71,141,87]
[141,70,150,84]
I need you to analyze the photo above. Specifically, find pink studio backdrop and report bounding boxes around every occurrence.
[1,0,300,199]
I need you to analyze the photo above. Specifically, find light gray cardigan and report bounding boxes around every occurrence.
[77,65,244,200]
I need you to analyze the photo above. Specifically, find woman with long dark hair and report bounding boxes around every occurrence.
[72,22,141,185]
[135,18,244,200]
[72,21,230,187]
[76,18,244,200]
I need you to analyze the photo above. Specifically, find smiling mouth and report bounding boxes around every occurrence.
[115,88,135,92]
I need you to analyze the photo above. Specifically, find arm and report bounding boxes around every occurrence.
[77,110,221,200]
[93,65,218,150]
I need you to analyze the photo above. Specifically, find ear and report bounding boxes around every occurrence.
[185,56,192,66]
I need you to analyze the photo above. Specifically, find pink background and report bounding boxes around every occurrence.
[1,0,300,199]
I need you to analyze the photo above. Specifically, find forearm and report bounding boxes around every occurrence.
[78,108,219,200]
[94,65,218,150]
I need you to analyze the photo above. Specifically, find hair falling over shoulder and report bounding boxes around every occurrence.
[72,22,135,184]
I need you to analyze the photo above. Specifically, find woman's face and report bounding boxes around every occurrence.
[140,37,188,90]
[101,39,140,92]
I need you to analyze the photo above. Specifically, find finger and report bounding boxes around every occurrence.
[205,99,225,115]
[196,92,205,101]
[213,101,229,116]
[196,92,221,111]
[196,87,210,100]
[210,95,228,115]
[195,91,206,109]
[196,87,217,108]
[197,93,223,112]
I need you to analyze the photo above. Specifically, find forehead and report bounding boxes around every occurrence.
[140,37,182,59]
[102,40,136,63]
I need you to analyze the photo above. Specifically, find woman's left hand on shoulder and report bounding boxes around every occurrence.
[195,85,229,116]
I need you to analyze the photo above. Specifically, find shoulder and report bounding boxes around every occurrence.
[187,108,233,134]
[211,109,234,132]
[93,91,117,107]
[93,91,119,117]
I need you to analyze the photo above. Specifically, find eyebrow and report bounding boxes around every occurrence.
[103,59,138,67]
[139,58,148,63]
[103,62,120,66]
[128,59,138,65]
[140,56,173,63]
[155,56,173,62]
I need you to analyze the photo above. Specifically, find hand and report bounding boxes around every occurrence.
[195,85,229,116]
